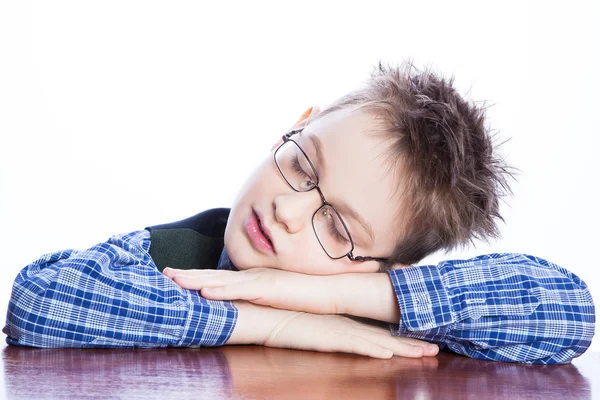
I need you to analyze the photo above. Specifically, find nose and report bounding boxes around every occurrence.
[273,191,321,233]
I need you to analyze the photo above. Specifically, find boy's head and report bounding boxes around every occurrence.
[224,62,511,274]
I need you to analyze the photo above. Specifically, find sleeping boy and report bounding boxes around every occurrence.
[4,63,595,363]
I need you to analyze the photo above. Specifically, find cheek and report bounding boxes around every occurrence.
[276,245,345,275]
[232,161,272,205]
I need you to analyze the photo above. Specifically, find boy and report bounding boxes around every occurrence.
[3,63,595,363]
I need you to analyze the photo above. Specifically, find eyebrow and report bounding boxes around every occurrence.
[335,200,376,245]
[306,133,326,170]
[306,132,375,245]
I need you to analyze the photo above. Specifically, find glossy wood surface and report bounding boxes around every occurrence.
[1,343,597,399]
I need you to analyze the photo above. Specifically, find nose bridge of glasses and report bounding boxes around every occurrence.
[313,184,326,204]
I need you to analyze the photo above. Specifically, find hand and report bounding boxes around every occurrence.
[164,267,403,324]
[164,267,337,315]
[261,310,438,359]
[229,301,438,359]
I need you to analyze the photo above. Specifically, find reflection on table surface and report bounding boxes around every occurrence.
[1,344,596,399]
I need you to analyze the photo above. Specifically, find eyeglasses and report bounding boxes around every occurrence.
[273,128,389,263]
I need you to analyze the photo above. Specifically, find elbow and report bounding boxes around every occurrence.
[526,270,596,364]
[3,275,50,347]
[3,260,65,348]
[528,292,596,364]
[563,294,596,362]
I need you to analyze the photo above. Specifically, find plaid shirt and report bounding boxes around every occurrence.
[3,229,595,363]
[3,230,236,348]
[389,253,595,364]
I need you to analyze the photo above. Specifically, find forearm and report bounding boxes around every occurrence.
[227,301,303,345]
[163,265,437,358]
[227,300,434,359]
[331,273,400,324]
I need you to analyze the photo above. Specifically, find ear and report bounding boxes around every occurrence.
[271,106,321,151]
[290,106,321,130]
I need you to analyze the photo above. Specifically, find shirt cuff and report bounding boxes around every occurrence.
[387,265,454,334]
[179,293,238,347]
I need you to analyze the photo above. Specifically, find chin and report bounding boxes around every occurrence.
[224,228,259,270]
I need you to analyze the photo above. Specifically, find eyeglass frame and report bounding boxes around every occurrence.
[273,128,390,263]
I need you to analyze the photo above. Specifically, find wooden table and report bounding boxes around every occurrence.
[1,343,597,399]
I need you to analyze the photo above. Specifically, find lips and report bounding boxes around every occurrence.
[244,208,276,254]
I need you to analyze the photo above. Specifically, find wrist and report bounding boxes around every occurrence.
[332,273,400,324]
[227,301,298,345]
[325,274,351,315]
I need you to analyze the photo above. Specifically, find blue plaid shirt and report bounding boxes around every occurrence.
[3,230,236,349]
[3,229,595,363]
[388,253,595,364]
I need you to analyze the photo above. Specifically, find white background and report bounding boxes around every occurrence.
[0,1,598,353]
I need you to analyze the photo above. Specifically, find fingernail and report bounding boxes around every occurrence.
[426,344,438,354]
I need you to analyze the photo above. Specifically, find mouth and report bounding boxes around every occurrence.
[244,208,276,254]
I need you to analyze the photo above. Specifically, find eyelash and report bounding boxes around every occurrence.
[328,217,350,244]
[291,155,311,180]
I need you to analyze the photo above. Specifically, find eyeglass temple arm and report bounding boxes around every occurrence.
[348,252,389,263]
[282,128,304,141]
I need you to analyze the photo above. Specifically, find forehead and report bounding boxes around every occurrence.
[303,108,389,176]
[302,108,401,249]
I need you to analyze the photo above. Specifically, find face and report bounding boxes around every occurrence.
[224,108,402,275]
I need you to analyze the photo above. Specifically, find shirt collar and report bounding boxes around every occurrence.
[217,247,239,271]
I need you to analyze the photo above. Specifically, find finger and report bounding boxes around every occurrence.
[337,334,394,359]
[384,338,425,358]
[424,343,439,356]
[351,328,426,358]
[162,267,176,278]
[200,283,263,302]
[394,337,440,357]
[387,337,439,355]
[163,267,213,278]
[352,325,438,355]
[376,333,441,357]
[171,273,247,290]
[171,275,224,290]
[164,268,237,278]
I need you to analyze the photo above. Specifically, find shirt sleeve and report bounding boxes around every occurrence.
[3,230,238,348]
[387,253,596,364]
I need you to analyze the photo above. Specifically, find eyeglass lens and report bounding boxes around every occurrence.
[275,140,353,258]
